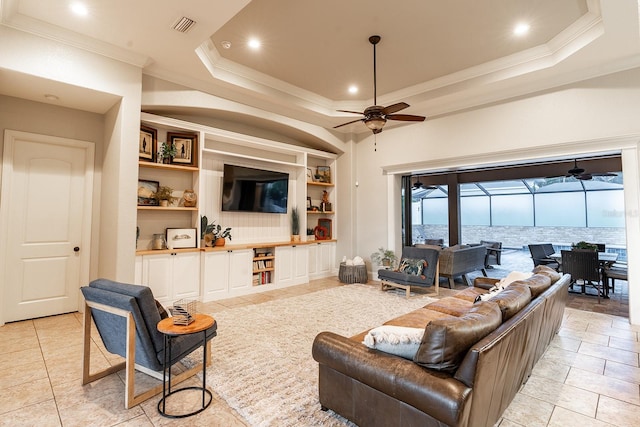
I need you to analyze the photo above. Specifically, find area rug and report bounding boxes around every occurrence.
[204,284,436,426]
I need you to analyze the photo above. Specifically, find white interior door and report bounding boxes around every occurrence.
[1,130,94,323]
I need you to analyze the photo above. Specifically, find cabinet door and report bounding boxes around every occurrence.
[308,244,318,276]
[275,246,293,286]
[228,250,252,290]
[172,252,200,299]
[317,242,336,277]
[142,254,172,302]
[293,245,309,284]
[202,251,229,301]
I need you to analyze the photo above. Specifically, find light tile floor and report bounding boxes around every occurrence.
[1,273,638,426]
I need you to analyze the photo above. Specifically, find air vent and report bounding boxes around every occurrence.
[172,16,196,33]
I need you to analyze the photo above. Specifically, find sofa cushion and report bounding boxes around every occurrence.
[488,282,531,321]
[521,274,553,298]
[413,301,502,372]
[454,287,487,302]
[397,257,426,276]
[425,297,474,317]
[363,325,424,359]
[497,271,532,287]
[532,265,562,284]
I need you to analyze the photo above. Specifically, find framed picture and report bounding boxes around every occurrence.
[307,196,312,210]
[166,228,197,249]
[138,179,159,206]
[317,166,331,183]
[318,218,332,239]
[306,168,315,183]
[167,132,198,167]
[139,125,157,162]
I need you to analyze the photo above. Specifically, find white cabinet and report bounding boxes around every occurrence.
[139,251,200,304]
[308,241,336,279]
[276,245,308,287]
[202,249,253,301]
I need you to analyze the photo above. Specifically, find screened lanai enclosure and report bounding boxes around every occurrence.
[404,156,627,261]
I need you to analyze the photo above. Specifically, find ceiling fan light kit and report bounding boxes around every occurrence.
[334,35,426,135]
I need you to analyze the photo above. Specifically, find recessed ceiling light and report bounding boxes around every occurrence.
[513,23,530,36]
[70,2,89,16]
[248,38,261,50]
[348,85,358,94]
[221,40,232,49]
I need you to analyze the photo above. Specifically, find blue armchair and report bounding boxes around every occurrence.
[81,279,217,408]
[378,247,440,297]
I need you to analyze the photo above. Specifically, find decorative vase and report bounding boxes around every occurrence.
[151,233,166,250]
[204,233,214,247]
[214,237,226,247]
[183,189,197,207]
[159,199,169,207]
[291,235,301,242]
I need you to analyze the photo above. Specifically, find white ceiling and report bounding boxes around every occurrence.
[2,0,640,139]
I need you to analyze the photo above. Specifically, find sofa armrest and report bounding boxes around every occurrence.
[312,331,472,427]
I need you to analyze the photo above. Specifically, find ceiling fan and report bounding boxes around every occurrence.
[560,159,617,181]
[333,35,426,135]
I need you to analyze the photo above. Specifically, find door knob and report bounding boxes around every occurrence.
[73,247,80,252]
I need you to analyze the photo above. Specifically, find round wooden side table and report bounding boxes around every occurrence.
[157,313,215,418]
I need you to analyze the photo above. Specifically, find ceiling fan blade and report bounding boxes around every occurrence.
[333,119,364,129]
[386,114,426,122]
[591,172,617,177]
[337,109,365,115]
[382,102,409,115]
[576,173,593,180]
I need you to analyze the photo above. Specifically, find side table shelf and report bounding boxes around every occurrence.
[156,314,216,418]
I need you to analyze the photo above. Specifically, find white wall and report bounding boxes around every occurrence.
[356,67,640,324]
[0,26,143,282]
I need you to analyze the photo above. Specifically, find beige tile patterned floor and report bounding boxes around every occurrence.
[0,276,638,426]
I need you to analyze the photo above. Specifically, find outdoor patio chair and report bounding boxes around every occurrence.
[561,249,603,303]
[480,240,502,267]
[81,279,217,408]
[602,263,627,296]
[528,244,559,270]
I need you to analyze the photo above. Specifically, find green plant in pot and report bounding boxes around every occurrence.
[159,142,176,163]
[572,241,598,251]
[200,216,232,247]
[153,185,176,207]
[290,207,300,242]
[371,247,397,268]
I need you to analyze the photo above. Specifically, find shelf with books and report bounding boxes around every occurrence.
[252,248,275,286]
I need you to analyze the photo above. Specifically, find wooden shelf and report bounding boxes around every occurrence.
[137,206,198,211]
[307,211,334,214]
[138,161,198,172]
[307,181,334,187]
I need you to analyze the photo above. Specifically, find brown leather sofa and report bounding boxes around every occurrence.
[312,266,570,427]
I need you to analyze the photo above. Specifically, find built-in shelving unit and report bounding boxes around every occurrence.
[135,112,339,302]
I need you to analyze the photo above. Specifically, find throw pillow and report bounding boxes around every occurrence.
[363,325,425,360]
[397,258,427,276]
[497,271,532,288]
[155,299,169,319]
[414,301,502,372]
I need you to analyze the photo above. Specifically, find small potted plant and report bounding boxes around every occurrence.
[572,241,598,251]
[153,185,176,207]
[212,224,232,247]
[371,247,397,268]
[159,142,176,164]
[291,207,300,242]
[307,227,315,241]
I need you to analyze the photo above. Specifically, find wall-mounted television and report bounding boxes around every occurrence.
[221,164,289,213]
